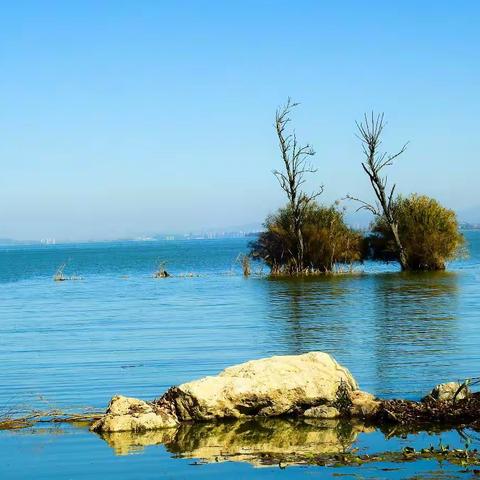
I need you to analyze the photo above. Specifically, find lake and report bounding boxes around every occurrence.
[1,231,479,478]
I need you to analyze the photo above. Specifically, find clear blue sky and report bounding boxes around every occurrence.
[1,0,478,240]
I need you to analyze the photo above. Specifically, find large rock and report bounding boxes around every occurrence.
[92,352,374,433]
[165,352,359,420]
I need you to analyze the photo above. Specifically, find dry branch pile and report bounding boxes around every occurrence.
[374,393,480,429]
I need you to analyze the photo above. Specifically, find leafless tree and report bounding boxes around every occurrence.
[347,112,409,270]
[273,98,323,272]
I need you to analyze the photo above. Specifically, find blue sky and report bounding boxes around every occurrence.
[0,1,478,240]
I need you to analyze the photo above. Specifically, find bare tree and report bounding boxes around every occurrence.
[273,98,323,272]
[348,112,409,270]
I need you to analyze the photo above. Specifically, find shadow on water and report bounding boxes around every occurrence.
[98,417,371,462]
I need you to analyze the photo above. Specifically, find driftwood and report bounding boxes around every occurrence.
[374,393,480,429]
[0,409,103,431]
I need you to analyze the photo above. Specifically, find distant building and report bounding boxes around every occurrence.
[41,238,56,245]
[460,222,480,230]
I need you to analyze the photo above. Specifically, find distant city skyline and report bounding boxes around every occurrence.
[1,216,479,245]
[1,1,479,241]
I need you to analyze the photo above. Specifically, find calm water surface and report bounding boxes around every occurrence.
[1,231,479,478]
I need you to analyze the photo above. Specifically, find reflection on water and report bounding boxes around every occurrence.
[99,418,372,463]
[3,420,479,480]
[264,276,355,355]
[262,270,461,398]
[372,272,459,396]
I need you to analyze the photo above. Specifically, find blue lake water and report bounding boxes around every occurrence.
[1,231,480,478]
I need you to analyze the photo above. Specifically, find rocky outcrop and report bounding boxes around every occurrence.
[92,352,379,433]
[162,352,359,420]
[91,395,178,432]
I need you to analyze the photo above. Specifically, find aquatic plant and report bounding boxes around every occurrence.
[250,202,363,275]
[53,261,81,281]
[235,253,251,277]
[333,379,354,416]
[367,194,465,270]
[53,262,67,281]
[154,260,170,278]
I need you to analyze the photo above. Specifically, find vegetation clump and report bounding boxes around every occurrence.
[250,202,363,275]
[374,392,480,429]
[53,261,81,281]
[366,194,465,270]
[236,253,251,277]
[154,260,170,278]
[0,407,102,431]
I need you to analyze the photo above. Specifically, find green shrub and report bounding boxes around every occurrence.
[250,202,363,274]
[367,194,465,270]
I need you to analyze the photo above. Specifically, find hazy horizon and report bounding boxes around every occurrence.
[1,1,479,241]
[2,207,480,244]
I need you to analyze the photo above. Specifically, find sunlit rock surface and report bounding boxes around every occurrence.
[99,417,373,464]
[423,382,469,402]
[166,351,359,420]
[90,395,178,433]
[92,352,378,433]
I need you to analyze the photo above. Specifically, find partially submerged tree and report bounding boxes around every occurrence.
[272,98,323,273]
[349,112,465,271]
[348,113,409,270]
[367,194,465,270]
[250,202,363,274]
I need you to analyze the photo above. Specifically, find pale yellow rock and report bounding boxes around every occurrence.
[350,390,380,417]
[423,382,469,402]
[92,352,365,433]
[91,395,178,433]
[170,352,358,420]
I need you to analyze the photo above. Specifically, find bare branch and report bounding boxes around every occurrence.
[348,111,409,269]
[345,195,379,215]
[272,98,322,271]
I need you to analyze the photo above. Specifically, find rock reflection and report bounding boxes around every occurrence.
[99,417,372,464]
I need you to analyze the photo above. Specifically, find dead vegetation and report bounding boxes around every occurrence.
[53,262,67,281]
[153,260,170,278]
[0,407,102,431]
[374,393,480,430]
[236,253,251,277]
[53,262,81,281]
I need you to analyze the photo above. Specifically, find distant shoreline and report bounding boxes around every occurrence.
[0,227,479,247]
